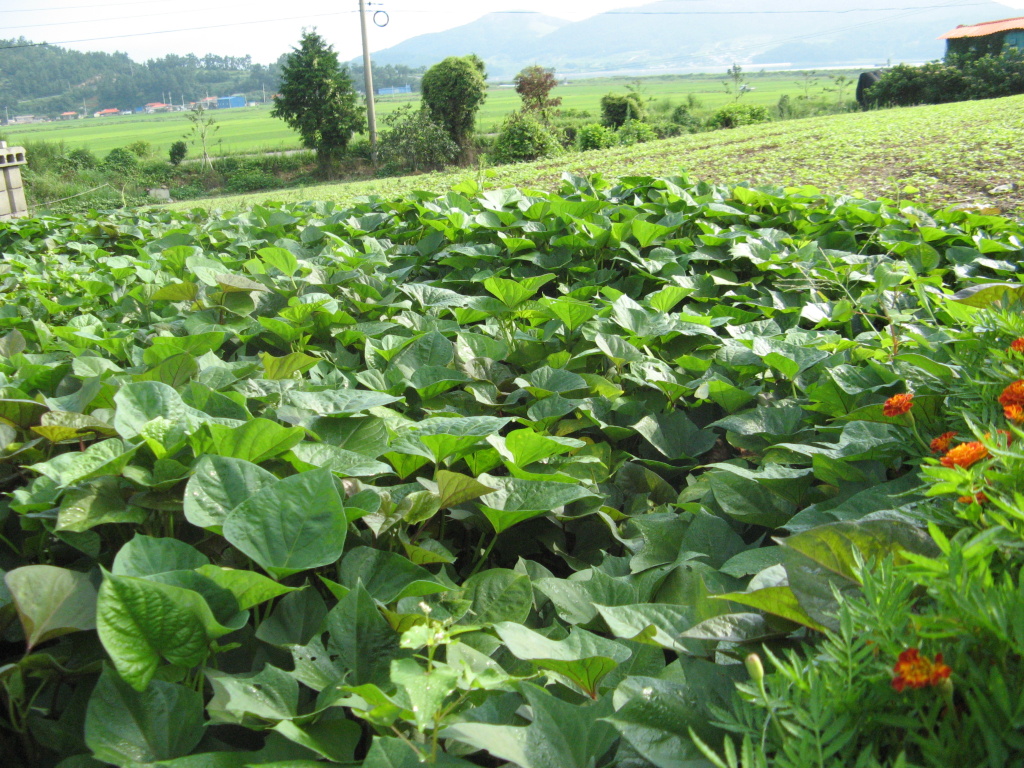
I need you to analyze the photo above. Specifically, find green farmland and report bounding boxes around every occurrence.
[169,94,1024,217]
[4,70,856,157]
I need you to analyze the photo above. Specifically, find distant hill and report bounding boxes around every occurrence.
[366,13,570,75]
[369,1,1019,78]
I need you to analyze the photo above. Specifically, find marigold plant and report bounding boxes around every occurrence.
[999,380,1024,409]
[883,392,914,417]
[941,441,989,469]
[930,431,957,454]
[892,648,952,692]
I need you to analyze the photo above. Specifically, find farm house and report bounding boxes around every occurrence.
[217,94,246,109]
[940,16,1024,58]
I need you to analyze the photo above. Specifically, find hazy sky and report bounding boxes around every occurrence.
[2,0,1023,65]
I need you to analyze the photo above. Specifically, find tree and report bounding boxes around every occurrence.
[420,55,488,162]
[600,93,644,128]
[168,140,188,166]
[377,105,459,175]
[184,103,218,168]
[271,30,364,170]
[514,65,561,122]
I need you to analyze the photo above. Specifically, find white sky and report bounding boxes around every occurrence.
[1,0,1023,66]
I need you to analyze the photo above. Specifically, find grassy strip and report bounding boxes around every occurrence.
[167,94,1024,216]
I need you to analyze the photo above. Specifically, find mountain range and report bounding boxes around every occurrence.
[366,0,1021,79]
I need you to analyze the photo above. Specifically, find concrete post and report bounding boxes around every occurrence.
[0,141,28,220]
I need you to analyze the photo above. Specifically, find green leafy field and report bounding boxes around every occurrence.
[170,94,1024,217]
[4,70,847,157]
[2,165,1024,766]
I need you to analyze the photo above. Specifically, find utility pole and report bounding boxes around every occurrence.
[359,0,378,165]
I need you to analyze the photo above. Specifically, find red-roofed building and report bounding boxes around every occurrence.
[940,16,1024,58]
[93,108,120,117]
[144,102,170,113]
[58,111,78,120]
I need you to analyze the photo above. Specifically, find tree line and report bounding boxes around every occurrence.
[0,38,426,118]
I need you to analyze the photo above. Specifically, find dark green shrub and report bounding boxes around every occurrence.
[169,141,188,166]
[866,50,1024,107]
[139,161,173,187]
[489,112,561,165]
[576,123,617,151]
[102,147,139,175]
[670,104,704,133]
[224,167,278,193]
[169,182,206,200]
[126,140,152,158]
[707,103,771,129]
[377,104,459,175]
[616,120,657,146]
[600,93,645,128]
[66,148,98,170]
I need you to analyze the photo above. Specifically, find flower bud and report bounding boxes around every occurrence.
[744,653,764,686]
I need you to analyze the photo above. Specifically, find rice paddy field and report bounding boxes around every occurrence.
[2,70,854,157]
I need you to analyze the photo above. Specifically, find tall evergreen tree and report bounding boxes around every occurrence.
[271,30,364,169]
[420,55,488,163]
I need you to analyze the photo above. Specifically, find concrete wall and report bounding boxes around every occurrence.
[0,142,28,221]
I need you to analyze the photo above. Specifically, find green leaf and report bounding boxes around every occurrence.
[286,442,392,477]
[494,623,631,697]
[325,584,400,687]
[222,468,347,579]
[259,246,300,276]
[632,412,717,460]
[206,665,299,724]
[56,477,146,532]
[951,282,1024,308]
[255,588,327,647]
[184,455,280,530]
[389,657,460,731]
[463,569,533,625]
[96,571,242,690]
[483,274,554,310]
[196,565,299,611]
[85,667,204,765]
[363,736,476,768]
[435,470,495,508]
[444,683,616,768]
[478,474,598,533]
[27,439,137,488]
[4,566,97,650]
[594,603,699,653]
[338,547,448,603]
[533,569,638,626]
[284,388,403,414]
[261,351,319,380]
[500,429,585,467]
[189,418,306,464]
[112,534,209,577]
[606,666,741,768]
[716,587,827,632]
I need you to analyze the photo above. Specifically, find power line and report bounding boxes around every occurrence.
[3,9,200,32]
[386,3,993,14]
[0,10,359,51]
[0,0,177,12]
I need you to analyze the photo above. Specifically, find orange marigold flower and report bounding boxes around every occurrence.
[892,648,952,692]
[957,492,987,504]
[883,392,914,417]
[941,441,989,469]
[999,381,1024,408]
[930,431,957,454]
[984,429,1015,446]
[1005,405,1024,423]
[1010,338,1024,354]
